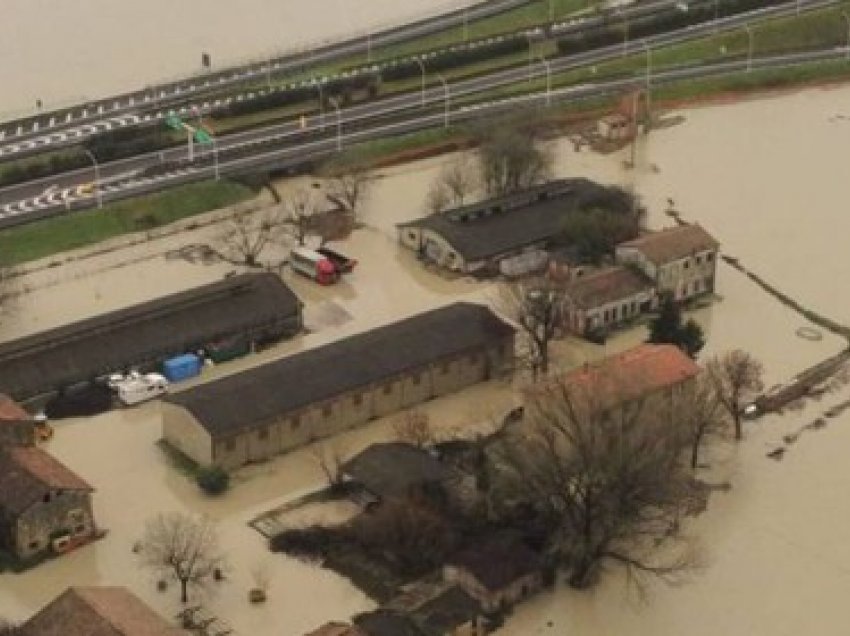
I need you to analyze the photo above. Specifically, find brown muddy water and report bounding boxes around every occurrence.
[1,0,462,118]
[3,84,850,634]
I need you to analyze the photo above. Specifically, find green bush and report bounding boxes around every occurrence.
[196,465,230,495]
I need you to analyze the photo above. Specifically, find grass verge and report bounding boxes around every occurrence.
[0,180,254,265]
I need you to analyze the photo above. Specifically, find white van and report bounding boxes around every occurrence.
[113,372,169,406]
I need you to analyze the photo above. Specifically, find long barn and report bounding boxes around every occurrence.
[0,273,303,401]
[162,302,515,469]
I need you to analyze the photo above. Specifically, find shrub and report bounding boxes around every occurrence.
[196,465,230,495]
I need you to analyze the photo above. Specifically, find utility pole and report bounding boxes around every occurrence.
[415,58,427,106]
[538,54,552,106]
[744,24,754,73]
[82,148,102,209]
[436,73,450,128]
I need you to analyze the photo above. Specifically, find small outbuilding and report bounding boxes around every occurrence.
[163,303,515,470]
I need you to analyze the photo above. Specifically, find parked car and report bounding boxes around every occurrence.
[110,372,169,406]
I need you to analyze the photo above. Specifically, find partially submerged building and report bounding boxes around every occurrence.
[615,224,719,302]
[397,179,617,275]
[560,266,655,336]
[0,272,303,401]
[0,445,96,561]
[163,303,515,469]
[19,586,183,636]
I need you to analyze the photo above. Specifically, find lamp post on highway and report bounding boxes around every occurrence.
[329,97,343,151]
[744,24,754,73]
[415,57,427,107]
[842,10,850,60]
[82,148,102,209]
[537,54,552,106]
[621,12,630,57]
[211,137,220,180]
[526,32,535,81]
[436,73,450,128]
[313,78,326,130]
[367,31,372,63]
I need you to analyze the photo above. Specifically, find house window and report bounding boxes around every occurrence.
[631,301,638,314]
[352,393,363,406]
[291,415,301,430]
[258,428,269,440]
[411,373,421,386]
[75,524,86,535]
[706,253,714,262]
[322,404,333,417]
[407,231,416,241]
[440,361,451,374]
[693,279,701,293]
[42,493,51,504]
[696,255,702,265]
[383,383,393,395]
[225,439,236,451]
[683,259,690,269]
[28,541,39,551]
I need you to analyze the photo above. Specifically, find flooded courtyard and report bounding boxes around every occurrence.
[3,83,850,634]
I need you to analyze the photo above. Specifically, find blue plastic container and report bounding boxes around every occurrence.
[162,353,203,382]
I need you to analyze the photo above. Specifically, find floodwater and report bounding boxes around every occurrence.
[4,84,850,635]
[1,0,461,119]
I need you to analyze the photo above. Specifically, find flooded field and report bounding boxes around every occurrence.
[3,83,850,634]
[1,0,461,117]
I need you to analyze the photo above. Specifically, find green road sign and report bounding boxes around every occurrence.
[194,129,213,144]
[165,114,184,130]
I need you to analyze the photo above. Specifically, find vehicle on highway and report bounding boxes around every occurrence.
[109,371,169,406]
[75,182,96,197]
[290,246,339,285]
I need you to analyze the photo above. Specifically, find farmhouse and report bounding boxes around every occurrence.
[615,224,719,301]
[0,393,36,446]
[163,303,515,469]
[19,586,183,636]
[551,343,701,412]
[397,179,618,275]
[560,266,655,336]
[0,445,96,561]
[0,272,302,401]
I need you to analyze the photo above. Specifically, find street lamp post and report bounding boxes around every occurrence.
[638,39,652,130]
[842,10,850,60]
[744,24,754,72]
[313,79,325,130]
[367,31,372,63]
[538,54,552,106]
[415,58,427,107]
[621,13,630,57]
[329,98,343,151]
[212,138,220,180]
[436,73,450,128]
[82,148,102,209]
[526,32,535,81]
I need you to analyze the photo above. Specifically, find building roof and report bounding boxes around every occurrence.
[342,443,450,498]
[0,273,302,400]
[0,393,31,421]
[302,622,365,636]
[557,344,700,407]
[447,534,541,592]
[398,179,614,262]
[353,610,427,636]
[562,266,653,310]
[0,447,92,516]
[617,224,719,265]
[21,586,182,636]
[409,585,481,634]
[166,302,514,439]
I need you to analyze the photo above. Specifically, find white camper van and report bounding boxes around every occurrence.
[111,371,169,406]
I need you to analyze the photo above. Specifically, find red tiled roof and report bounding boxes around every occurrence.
[22,586,183,636]
[0,447,92,515]
[9,446,91,491]
[0,393,31,421]
[562,266,652,309]
[617,224,719,265]
[556,344,700,406]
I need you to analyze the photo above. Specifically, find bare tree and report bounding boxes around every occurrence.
[322,160,372,217]
[477,124,554,196]
[493,378,700,589]
[425,180,453,215]
[425,157,479,215]
[281,188,319,247]
[496,278,564,377]
[137,512,226,603]
[677,374,728,470]
[214,205,287,267]
[310,443,346,491]
[392,410,434,448]
[707,350,765,440]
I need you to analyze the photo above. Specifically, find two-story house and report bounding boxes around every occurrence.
[615,224,719,302]
[0,445,96,561]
